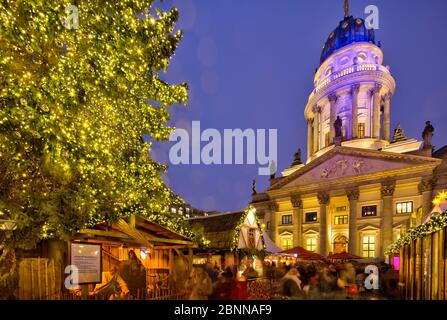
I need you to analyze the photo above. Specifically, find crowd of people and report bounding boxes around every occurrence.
[184,259,401,300]
[87,252,400,300]
[265,260,400,300]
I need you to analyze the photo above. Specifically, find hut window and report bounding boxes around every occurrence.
[248,228,256,248]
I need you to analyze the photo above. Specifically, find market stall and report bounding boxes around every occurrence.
[390,192,447,300]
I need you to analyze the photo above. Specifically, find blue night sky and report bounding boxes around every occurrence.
[151,0,447,213]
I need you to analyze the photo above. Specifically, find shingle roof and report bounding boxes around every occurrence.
[189,211,245,250]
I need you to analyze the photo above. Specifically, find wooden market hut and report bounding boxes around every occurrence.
[188,208,265,274]
[17,214,197,300]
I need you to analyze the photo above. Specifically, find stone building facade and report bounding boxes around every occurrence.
[251,4,447,260]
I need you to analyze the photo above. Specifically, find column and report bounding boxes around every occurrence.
[268,201,279,244]
[381,181,396,259]
[312,105,320,153]
[328,94,338,143]
[382,92,392,141]
[371,84,382,139]
[291,195,303,247]
[418,178,435,225]
[347,188,360,255]
[317,192,330,256]
[307,118,313,160]
[351,84,360,139]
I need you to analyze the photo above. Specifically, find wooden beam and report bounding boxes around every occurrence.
[143,235,195,246]
[155,245,198,250]
[78,229,131,240]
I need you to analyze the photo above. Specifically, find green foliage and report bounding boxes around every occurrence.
[0,1,191,249]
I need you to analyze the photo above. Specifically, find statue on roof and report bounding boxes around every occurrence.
[422,121,434,147]
[292,149,303,166]
[252,179,257,195]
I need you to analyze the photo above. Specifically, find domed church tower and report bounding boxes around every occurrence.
[305,0,396,163]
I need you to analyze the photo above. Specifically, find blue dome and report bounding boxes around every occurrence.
[320,16,375,64]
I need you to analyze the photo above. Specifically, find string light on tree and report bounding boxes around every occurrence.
[0,1,202,261]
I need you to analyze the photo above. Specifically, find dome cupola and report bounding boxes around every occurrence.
[320,1,375,64]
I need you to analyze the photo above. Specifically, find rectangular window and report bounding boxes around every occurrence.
[305,212,318,223]
[358,123,365,139]
[362,235,376,258]
[281,215,292,225]
[266,221,270,230]
[325,132,331,147]
[306,238,317,252]
[281,237,292,250]
[248,228,256,248]
[334,215,349,225]
[396,201,413,214]
[336,206,347,212]
[362,205,377,217]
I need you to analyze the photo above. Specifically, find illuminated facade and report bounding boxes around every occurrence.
[251,3,447,260]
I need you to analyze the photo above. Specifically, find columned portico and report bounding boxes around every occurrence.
[347,188,360,255]
[381,181,396,258]
[317,191,330,256]
[291,195,303,247]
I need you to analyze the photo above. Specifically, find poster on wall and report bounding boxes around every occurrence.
[70,242,102,284]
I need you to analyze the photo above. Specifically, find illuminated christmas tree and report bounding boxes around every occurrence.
[0,0,191,258]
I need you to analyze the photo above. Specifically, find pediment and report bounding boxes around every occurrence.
[271,147,440,190]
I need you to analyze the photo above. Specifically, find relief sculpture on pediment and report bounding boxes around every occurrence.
[319,157,368,179]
